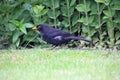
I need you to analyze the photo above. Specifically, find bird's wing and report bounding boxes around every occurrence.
[53,36,63,41]
[47,29,72,38]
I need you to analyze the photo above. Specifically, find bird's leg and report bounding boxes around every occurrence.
[51,45,65,49]
[55,46,62,49]
[90,42,94,47]
[60,44,69,49]
[50,45,57,50]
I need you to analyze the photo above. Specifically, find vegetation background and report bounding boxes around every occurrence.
[0,0,120,49]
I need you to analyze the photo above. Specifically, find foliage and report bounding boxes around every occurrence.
[0,0,120,49]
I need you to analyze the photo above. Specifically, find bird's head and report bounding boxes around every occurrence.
[32,24,49,31]
[32,24,41,31]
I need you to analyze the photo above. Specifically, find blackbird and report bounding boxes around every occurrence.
[32,24,92,45]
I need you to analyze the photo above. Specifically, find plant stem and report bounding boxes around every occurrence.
[107,5,114,46]
[84,0,90,38]
[78,0,81,36]
[24,34,39,48]
[66,0,71,32]
[52,0,57,27]
[97,3,102,44]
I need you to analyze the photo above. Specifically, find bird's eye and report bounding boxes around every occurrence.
[36,25,42,30]
[38,26,41,29]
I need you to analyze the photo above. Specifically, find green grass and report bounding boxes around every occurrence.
[0,48,120,80]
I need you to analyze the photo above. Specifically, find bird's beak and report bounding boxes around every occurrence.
[32,27,38,30]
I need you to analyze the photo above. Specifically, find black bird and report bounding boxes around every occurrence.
[32,24,92,45]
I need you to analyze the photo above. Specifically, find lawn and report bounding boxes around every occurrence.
[0,48,120,80]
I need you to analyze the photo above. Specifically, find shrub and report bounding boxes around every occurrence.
[0,0,120,49]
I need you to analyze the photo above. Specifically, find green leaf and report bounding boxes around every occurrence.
[33,18,40,25]
[8,23,16,31]
[112,5,120,10]
[13,9,25,20]
[104,0,111,5]
[111,1,120,10]
[95,0,111,5]
[41,17,48,24]
[40,9,48,16]
[20,19,24,24]
[114,14,120,23]
[115,31,120,40]
[72,14,79,26]
[47,10,60,19]
[95,0,105,3]
[42,0,52,7]
[103,10,110,17]
[115,40,120,45]
[78,17,86,23]
[101,31,107,36]
[88,16,94,24]
[47,11,54,19]
[103,16,109,19]
[90,28,96,36]
[33,5,44,13]
[54,0,60,8]
[43,0,59,8]
[20,25,27,34]
[24,23,34,28]
[12,30,20,43]
[107,21,114,28]
[76,4,85,12]
[16,39,20,47]
[33,5,48,17]
[23,31,36,40]
[61,6,67,16]
[82,26,88,33]
[78,17,89,25]
[76,3,90,12]
[62,17,69,27]
[90,3,97,15]
[69,6,75,16]
[70,0,76,6]
[10,20,20,26]
[91,22,100,29]
[99,5,106,14]
[103,10,115,17]
[23,3,32,11]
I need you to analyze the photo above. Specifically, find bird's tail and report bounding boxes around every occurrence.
[65,36,93,43]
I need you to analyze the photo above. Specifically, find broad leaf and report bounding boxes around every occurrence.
[88,16,94,24]
[115,31,120,40]
[24,23,34,28]
[82,26,88,33]
[95,0,105,3]
[76,2,90,12]
[111,1,120,10]
[12,30,20,43]
[70,0,76,6]
[72,13,79,26]
[16,39,20,47]
[47,10,60,19]
[7,23,16,31]
[19,25,27,34]
[76,4,85,12]
[10,20,20,26]
[95,0,111,5]
[103,10,115,17]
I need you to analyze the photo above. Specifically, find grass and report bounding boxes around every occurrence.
[0,48,120,80]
